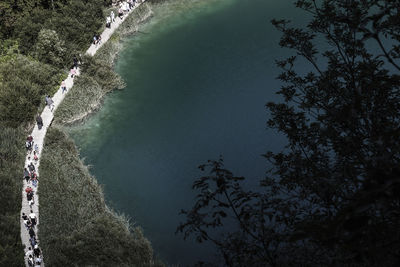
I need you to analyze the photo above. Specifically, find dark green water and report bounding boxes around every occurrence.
[70,0,303,265]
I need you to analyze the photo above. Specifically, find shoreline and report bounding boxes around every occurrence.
[54,3,154,126]
[53,0,234,265]
[54,0,228,126]
[19,2,152,266]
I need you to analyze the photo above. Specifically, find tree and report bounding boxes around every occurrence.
[0,54,61,127]
[33,29,66,68]
[178,1,400,266]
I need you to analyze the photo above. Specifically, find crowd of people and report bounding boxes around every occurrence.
[110,1,143,27]
[94,1,143,46]
[23,135,43,266]
[22,56,80,266]
[20,2,143,265]
[94,0,140,45]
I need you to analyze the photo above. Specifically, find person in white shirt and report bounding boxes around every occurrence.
[111,11,115,22]
[34,256,42,267]
[106,16,111,28]
[28,255,34,267]
[29,210,37,227]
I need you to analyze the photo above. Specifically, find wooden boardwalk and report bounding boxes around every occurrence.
[20,2,146,266]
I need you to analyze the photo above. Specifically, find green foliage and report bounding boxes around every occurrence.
[54,54,125,124]
[54,2,153,124]
[0,54,62,127]
[0,1,135,265]
[39,127,155,266]
[0,40,19,63]
[33,29,66,68]
[0,126,26,266]
[43,0,105,60]
[0,0,40,39]
[5,0,107,66]
[12,8,48,56]
[179,1,400,266]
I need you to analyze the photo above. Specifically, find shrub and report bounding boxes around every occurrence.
[39,128,154,266]
[0,55,61,127]
[0,126,25,266]
[33,29,66,68]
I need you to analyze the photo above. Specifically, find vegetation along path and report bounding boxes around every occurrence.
[19,1,146,266]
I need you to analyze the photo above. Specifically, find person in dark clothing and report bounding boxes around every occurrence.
[36,114,43,130]
[27,191,34,202]
[33,245,41,257]
[28,162,35,172]
[30,236,37,248]
[26,219,32,229]
[27,255,34,267]
[29,227,35,238]
[24,168,30,183]
[73,56,78,69]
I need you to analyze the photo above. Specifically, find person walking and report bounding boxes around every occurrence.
[26,219,32,229]
[31,173,38,187]
[111,10,115,22]
[27,191,34,203]
[33,245,41,258]
[118,7,123,19]
[28,226,35,239]
[34,144,39,154]
[30,236,37,248]
[47,95,54,111]
[28,162,35,173]
[61,80,67,94]
[29,210,37,227]
[24,168,30,183]
[34,256,42,267]
[25,186,33,194]
[73,56,79,69]
[27,255,34,267]
[97,34,102,45]
[28,198,34,208]
[36,114,43,129]
[106,16,111,28]
[22,213,30,229]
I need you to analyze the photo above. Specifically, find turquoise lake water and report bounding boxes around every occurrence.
[70,0,304,265]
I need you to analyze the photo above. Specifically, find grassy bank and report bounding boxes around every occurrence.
[38,127,159,266]
[0,127,25,266]
[36,3,160,266]
[54,3,154,125]
[0,1,112,264]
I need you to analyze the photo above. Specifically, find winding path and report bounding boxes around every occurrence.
[20,2,147,266]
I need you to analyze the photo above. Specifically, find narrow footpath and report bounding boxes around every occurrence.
[20,2,146,266]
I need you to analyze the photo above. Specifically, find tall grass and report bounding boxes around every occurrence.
[54,3,154,125]
[38,127,158,266]
[0,127,25,266]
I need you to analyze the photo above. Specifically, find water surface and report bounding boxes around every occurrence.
[70,0,303,265]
